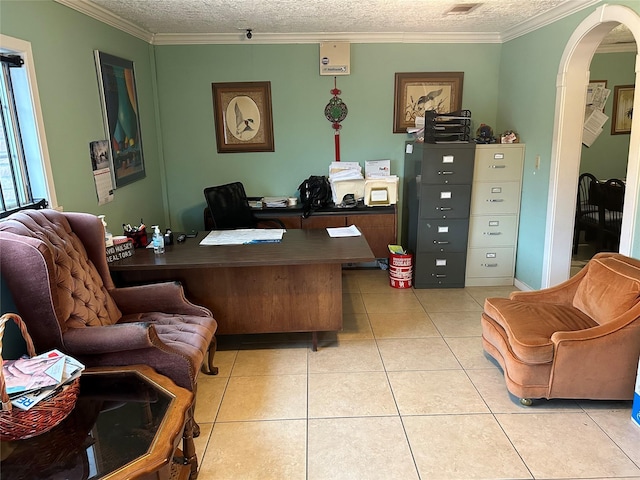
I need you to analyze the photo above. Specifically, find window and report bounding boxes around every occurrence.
[0,35,56,218]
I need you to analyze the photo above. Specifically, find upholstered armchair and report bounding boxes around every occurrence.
[482,252,640,405]
[0,209,218,476]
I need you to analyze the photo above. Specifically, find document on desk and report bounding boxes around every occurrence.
[200,229,286,245]
[326,225,361,238]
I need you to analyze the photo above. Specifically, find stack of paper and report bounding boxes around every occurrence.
[3,349,85,410]
[262,197,288,208]
[200,228,286,245]
[329,162,365,204]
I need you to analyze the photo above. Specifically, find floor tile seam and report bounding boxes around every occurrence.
[490,409,536,480]
[213,417,309,425]
[582,409,640,470]
[227,372,309,379]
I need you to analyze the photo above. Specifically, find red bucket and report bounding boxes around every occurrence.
[389,252,413,288]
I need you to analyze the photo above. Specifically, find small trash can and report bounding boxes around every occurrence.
[632,357,640,428]
[389,252,413,289]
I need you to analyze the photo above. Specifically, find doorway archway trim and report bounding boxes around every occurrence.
[543,3,640,288]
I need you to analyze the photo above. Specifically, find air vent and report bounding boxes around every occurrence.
[446,3,480,15]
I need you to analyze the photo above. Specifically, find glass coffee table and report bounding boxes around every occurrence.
[1,365,194,480]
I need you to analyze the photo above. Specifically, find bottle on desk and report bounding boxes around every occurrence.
[152,225,165,254]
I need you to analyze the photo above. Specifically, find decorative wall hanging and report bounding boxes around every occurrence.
[611,84,634,135]
[393,72,464,133]
[212,81,274,153]
[95,51,146,188]
[325,78,348,161]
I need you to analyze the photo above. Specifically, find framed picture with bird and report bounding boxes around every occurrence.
[212,81,275,153]
[393,72,464,133]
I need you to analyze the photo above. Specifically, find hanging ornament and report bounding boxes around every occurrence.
[324,77,348,161]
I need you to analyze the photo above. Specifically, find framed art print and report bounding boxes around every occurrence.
[393,72,464,133]
[95,51,146,187]
[212,81,275,153]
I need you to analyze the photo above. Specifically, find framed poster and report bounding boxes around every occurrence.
[393,72,464,133]
[212,81,275,153]
[611,84,635,135]
[95,51,146,187]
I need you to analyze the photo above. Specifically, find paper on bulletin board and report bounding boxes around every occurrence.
[90,140,114,205]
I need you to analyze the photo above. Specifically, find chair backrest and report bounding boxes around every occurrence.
[602,178,625,212]
[0,210,121,352]
[576,172,600,217]
[203,182,256,229]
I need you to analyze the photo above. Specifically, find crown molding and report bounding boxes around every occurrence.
[151,31,502,45]
[595,42,638,53]
[55,0,597,46]
[501,0,600,42]
[54,0,154,43]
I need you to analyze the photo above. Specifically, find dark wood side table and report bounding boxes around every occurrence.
[0,365,194,480]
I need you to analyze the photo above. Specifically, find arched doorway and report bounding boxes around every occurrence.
[542,4,640,288]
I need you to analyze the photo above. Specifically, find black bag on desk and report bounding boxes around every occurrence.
[298,175,332,218]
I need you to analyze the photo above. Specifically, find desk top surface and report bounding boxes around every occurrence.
[109,228,375,270]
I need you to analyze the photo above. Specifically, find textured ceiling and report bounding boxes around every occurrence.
[56,0,636,46]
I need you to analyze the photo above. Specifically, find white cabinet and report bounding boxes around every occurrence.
[465,144,524,286]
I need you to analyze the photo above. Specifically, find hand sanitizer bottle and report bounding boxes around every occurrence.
[152,225,165,254]
[98,215,114,247]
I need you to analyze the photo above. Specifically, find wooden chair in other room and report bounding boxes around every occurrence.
[601,178,625,251]
[573,172,601,254]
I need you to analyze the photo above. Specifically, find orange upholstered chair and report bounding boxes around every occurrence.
[482,252,640,405]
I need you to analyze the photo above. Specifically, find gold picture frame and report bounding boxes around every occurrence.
[212,81,275,153]
[393,72,464,133]
[611,84,634,135]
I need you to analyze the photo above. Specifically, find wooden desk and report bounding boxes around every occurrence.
[110,229,374,348]
[204,203,397,258]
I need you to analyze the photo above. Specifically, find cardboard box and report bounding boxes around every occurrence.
[632,357,640,428]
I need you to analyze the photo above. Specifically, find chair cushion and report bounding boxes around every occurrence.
[483,297,597,364]
[117,312,216,389]
[573,257,640,324]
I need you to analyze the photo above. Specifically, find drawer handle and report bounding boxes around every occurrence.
[482,263,499,267]
[438,171,454,175]
[437,207,452,211]
[484,232,502,236]
[490,165,506,169]
[488,199,504,203]
[433,274,447,278]
[434,240,450,244]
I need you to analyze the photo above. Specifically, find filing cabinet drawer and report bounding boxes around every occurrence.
[414,252,466,288]
[470,182,521,215]
[416,219,469,252]
[474,146,524,182]
[420,146,475,185]
[419,184,472,219]
[466,247,514,278]
[468,215,518,247]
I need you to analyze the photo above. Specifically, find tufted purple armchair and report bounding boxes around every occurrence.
[0,209,218,476]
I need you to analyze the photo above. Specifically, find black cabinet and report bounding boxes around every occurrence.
[402,142,476,288]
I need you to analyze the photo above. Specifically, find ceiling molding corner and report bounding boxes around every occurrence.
[595,43,638,54]
[500,0,601,42]
[54,0,154,43]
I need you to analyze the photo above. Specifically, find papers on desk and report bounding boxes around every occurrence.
[327,225,361,237]
[200,229,286,245]
[261,197,288,208]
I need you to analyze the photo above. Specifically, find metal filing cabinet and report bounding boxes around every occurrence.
[465,144,525,286]
[403,142,476,288]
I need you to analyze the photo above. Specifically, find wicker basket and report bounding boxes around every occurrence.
[0,313,80,441]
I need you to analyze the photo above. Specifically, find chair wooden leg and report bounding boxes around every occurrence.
[201,336,219,375]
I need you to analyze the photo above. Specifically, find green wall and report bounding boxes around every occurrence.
[154,43,501,229]
[0,0,639,299]
[0,0,166,231]
[580,51,636,179]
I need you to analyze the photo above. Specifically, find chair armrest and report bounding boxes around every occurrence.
[63,322,159,355]
[110,281,213,317]
[509,269,585,306]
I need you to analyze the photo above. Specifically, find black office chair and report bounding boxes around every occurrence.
[203,182,285,230]
[573,172,601,254]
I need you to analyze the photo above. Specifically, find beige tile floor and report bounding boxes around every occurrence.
[193,268,640,480]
